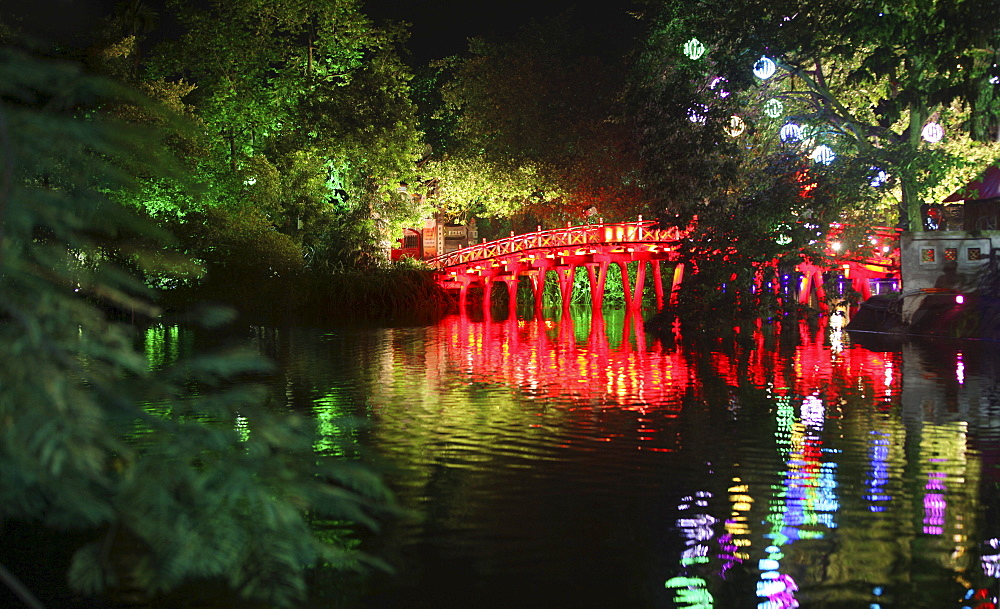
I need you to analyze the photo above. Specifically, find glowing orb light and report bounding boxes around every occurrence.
[683,38,706,60]
[869,167,889,187]
[956,294,965,304]
[727,115,746,136]
[921,122,944,143]
[710,77,730,98]
[688,104,708,124]
[764,98,784,117]
[775,223,793,245]
[753,56,776,79]
[812,144,835,164]
[779,123,801,142]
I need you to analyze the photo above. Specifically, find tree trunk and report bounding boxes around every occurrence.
[901,177,917,232]
[902,106,927,232]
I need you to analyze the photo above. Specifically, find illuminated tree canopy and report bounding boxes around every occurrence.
[635,0,1000,230]
[417,14,644,230]
[141,0,424,270]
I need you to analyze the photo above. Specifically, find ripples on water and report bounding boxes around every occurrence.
[157,308,1000,608]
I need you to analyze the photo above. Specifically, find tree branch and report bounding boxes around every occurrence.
[779,58,875,151]
[0,560,46,609]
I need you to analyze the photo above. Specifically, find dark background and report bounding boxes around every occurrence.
[4,0,640,62]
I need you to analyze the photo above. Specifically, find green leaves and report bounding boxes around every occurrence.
[1,48,394,608]
[636,0,1000,235]
[422,14,641,224]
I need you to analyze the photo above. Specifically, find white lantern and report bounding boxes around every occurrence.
[683,38,706,60]
[687,104,708,124]
[779,123,801,142]
[764,98,783,118]
[753,56,776,79]
[710,76,730,98]
[727,116,746,136]
[811,144,835,165]
[921,122,944,143]
[869,167,889,187]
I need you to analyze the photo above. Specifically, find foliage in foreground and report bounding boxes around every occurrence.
[0,48,393,607]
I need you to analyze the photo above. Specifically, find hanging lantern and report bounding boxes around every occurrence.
[812,144,835,165]
[710,77,730,98]
[727,116,746,136]
[779,123,801,142]
[753,56,776,79]
[774,223,793,245]
[869,167,889,187]
[764,98,784,118]
[683,38,706,60]
[688,104,708,124]
[921,122,944,143]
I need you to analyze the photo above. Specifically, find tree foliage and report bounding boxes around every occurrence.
[0,47,392,608]
[135,0,424,272]
[628,0,1000,317]
[635,0,1000,230]
[420,12,645,227]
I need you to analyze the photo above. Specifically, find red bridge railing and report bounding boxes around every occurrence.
[428,220,683,270]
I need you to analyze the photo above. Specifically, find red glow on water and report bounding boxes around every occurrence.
[432,312,691,413]
[431,313,900,415]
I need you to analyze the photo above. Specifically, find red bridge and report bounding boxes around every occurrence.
[427,219,901,314]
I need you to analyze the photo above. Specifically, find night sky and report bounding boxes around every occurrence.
[4,0,640,63]
[5,0,119,45]
[362,0,641,62]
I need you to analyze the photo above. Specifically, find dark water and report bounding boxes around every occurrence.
[217,307,1000,609]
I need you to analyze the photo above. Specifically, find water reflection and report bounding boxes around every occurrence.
[140,309,1000,608]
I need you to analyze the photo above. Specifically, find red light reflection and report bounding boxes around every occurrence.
[431,313,899,418]
[431,312,691,415]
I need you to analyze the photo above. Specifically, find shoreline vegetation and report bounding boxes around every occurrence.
[154,262,453,327]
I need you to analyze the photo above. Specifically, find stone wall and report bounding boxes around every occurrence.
[900,231,998,325]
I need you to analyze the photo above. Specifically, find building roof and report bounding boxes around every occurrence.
[943,162,1000,202]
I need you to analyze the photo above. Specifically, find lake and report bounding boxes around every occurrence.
[229,307,1000,609]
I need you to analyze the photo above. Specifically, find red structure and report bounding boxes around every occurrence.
[429,220,685,315]
[426,219,901,314]
[391,217,478,261]
[794,223,902,307]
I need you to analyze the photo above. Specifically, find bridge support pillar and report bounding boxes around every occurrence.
[846,264,874,302]
[482,277,495,318]
[796,263,828,311]
[670,262,684,306]
[630,260,657,311]
[556,266,575,311]
[453,276,475,314]
[459,283,468,313]
[586,262,610,311]
[530,270,547,314]
[628,261,648,310]
[652,261,664,310]
[505,277,518,318]
[617,262,631,310]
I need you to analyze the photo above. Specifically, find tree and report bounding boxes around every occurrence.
[0,47,391,608]
[635,0,1000,230]
[144,0,424,271]
[420,12,645,229]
